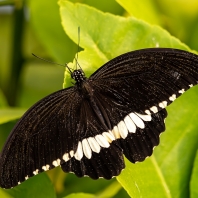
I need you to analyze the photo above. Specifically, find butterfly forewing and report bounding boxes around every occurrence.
[0,48,198,189]
[90,48,198,114]
[0,87,84,188]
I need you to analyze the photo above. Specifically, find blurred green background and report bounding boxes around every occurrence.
[1,0,198,197]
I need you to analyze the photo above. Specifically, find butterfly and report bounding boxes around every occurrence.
[0,48,198,189]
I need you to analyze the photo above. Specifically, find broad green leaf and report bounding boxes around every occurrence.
[158,0,198,18]
[5,173,56,198]
[63,193,95,198]
[119,87,198,198]
[188,21,198,51]
[190,150,198,198]
[116,0,161,25]
[73,0,124,15]
[0,109,25,124]
[28,0,76,63]
[117,157,171,198]
[59,0,190,88]
[155,87,198,198]
[59,1,198,197]
[28,0,122,64]
[155,0,198,44]
[0,189,13,198]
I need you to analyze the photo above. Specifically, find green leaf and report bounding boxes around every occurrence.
[0,109,25,125]
[96,181,122,198]
[28,0,76,63]
[5,173,56,198]
[58,1,198,197]
[155,87,198,198]
[59,0,191,88]
[190,150,198,198]
[116,0,161,25]
[28,0,124,63]
[63,193,95,198]
[57,171,126,198]
[118,87,198,198]
[0,189,13,198]
[18,63,64,107]
[154,0,198,45]
[72,0,124,15]
[117,157,171,198]
[157,0,198,18]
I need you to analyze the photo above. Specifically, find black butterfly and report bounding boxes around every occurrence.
[0,48,198,189]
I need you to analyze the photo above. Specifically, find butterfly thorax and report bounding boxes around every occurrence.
[71,69,86,85]
[71,73,109,129]
[71,69,94,98]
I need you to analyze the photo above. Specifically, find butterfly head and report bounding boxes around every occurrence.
[71,69,86,84]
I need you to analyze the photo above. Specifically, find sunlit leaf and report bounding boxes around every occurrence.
[117,157,171,198]
[5,173,56,198]
[0,109,25,125]
[59,1,198,197]
[190,150,198,198]
[116,0,161,25]
[63,193,95,198]
[155,87,198,197]
[59,0,190,88]
[0,189,13,198]
[28,0,76,63]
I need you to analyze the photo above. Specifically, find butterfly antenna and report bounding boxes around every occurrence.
[74,57,82,70]
[75,27,82,70]
[32,53,73,74]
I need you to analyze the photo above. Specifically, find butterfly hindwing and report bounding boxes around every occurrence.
[60,97,125,179]
[118,109,167,163]
[59,89,168,179]
[61,143,125,180]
